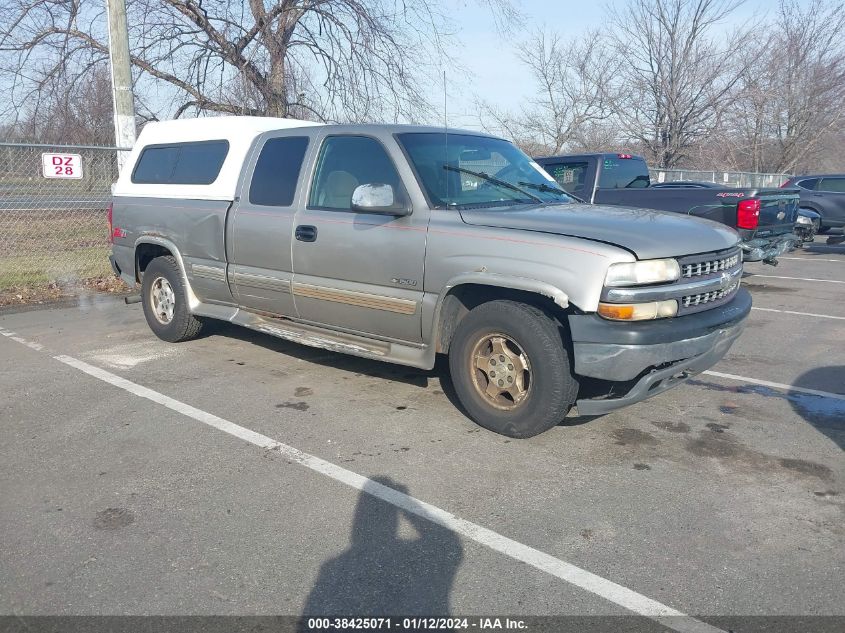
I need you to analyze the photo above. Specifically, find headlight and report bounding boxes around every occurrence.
[604,259,680,287]
[598,300,678,321]
[795,215,812,225]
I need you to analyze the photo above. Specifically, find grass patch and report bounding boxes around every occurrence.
[0,246,111,287]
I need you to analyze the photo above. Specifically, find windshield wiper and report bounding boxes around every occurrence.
[517,181,567,195]
[443,165,542,203]
[519,181,586,203]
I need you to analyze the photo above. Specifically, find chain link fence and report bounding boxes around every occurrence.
[0,142,125,297]
[650,168,791,188]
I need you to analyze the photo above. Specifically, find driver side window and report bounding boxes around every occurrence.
[309,135,405,211]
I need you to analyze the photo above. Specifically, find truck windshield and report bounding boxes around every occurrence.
[397,133,575,209]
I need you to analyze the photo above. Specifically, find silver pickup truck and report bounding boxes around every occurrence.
[109,116,751,438]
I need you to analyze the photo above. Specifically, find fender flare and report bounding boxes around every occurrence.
[440,272,569,309]
[427,272,571,355]
[133,235,201,311]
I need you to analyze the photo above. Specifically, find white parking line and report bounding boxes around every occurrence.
[751,307,845,321]
[51,354,722,633]
[748,275,845,284]
[778,257,843,263]
[0,326,722,633]
[703,370,845,401]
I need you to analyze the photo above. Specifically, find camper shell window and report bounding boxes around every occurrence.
[132,140,229,185]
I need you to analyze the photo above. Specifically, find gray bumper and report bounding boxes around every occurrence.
[573,320,746,382]
[574,321,744,416]
[569,288,751,417]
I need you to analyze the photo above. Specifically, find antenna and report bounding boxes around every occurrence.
[443,69,448,131]
[443,69,449,204]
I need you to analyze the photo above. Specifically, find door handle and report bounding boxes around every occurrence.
[295,225,317,242]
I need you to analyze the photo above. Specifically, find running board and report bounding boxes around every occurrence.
[193,301,434,370]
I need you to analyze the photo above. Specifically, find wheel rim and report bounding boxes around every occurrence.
[150,276,176,325]
[469,333,531,410]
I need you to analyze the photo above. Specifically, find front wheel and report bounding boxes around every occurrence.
[141,255,205,342]
[448,300,579,438]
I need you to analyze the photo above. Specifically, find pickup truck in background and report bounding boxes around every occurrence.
[110,118,751,438]
[534,153,800,265]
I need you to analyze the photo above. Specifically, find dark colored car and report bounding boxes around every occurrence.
[780,174,845,233]
[534,153,800,264]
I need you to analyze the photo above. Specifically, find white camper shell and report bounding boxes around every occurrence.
[113,116,322,201]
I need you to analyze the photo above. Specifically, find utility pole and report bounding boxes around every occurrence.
[106,0,136,172]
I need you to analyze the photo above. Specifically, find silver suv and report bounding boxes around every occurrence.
[109,117,750,438]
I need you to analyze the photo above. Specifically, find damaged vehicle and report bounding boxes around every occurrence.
[534,153,800,265]
[110,118,750,438]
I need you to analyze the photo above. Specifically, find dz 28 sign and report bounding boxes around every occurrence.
[41,153,83,179]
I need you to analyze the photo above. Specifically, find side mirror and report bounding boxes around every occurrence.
[350,184,410,216]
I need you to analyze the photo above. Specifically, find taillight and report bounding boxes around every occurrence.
[737,199,761,230]
[107,202,114,243]
[617,153,633,159]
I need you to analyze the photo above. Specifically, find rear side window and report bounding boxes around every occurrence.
[796,178,818,190]
[249,137,310,206]
[598,157,650,189]
[545,161,589,194]
[819,177,845,192]
[132,140,229,184]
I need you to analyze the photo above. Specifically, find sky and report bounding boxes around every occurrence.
[440,0,790,130]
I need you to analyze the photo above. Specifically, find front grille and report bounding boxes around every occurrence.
[681,252,740,278]
[676,247,742,315]
[681,280,740,309]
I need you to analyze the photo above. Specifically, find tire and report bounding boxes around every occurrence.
[141,255,204,343]
[448,300,579,438]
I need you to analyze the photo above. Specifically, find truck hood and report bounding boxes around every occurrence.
[458,203,739,259]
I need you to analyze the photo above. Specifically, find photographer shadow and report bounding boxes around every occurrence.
[301,476,463,619]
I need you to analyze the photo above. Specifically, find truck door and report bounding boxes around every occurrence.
[227,132,315,316]
[290,134,428,343]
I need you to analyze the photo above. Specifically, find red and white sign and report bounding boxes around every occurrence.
[41,153,83,179]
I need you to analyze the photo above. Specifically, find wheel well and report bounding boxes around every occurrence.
[436,283,574,354]
[135,243,172,282]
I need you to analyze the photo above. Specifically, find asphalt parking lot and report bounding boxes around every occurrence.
[1,239,843,632]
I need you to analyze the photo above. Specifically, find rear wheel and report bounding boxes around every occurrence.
[141,255,204,342]
[448,300,578,438]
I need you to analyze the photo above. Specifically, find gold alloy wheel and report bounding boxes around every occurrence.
[469,333,532,410]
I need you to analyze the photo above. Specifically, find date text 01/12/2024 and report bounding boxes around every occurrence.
[304,617,527,630]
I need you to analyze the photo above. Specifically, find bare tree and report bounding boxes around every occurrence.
[477,30,620,156]
[0,0,487,126]
[608,0,752,168]
[765,0,845,173]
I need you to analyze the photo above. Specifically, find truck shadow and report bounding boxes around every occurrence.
[205,321,604,430]
[299,476,463,622]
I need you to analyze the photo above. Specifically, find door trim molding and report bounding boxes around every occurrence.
[292,282,417,315]
[232,271,291,293]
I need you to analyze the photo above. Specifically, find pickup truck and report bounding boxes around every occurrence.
[109,117,751,438]
[533,153,800,265]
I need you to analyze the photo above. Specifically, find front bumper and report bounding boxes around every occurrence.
[569,288,751,416]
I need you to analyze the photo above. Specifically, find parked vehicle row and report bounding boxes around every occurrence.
[780,174,845,233]
[110,117,750,438]
[532,153,801,265]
